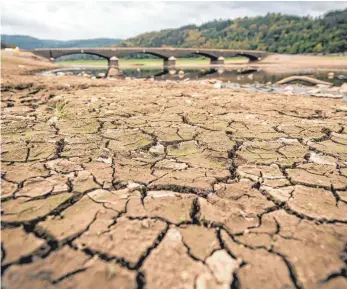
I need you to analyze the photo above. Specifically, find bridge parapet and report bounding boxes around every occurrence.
[32,47,269,68]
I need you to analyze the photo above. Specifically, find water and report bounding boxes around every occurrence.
[44,66,347,86]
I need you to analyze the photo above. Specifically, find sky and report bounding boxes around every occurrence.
[1,1,347,40]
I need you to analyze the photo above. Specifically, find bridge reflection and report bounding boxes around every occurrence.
[147,67,258,79]
[151,68,220,78]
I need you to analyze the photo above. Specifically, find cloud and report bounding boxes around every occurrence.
[1,1,347,40]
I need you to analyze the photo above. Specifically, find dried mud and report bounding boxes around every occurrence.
[1,54,347,289]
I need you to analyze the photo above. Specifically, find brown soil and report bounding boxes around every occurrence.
[260,53,347,66]
[1,51,347,289]
[251,54,347,74]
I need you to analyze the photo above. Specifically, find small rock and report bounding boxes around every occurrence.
[47,95,63,107]
[166,228,182,243]
[283,85,294,91]
[205,250,239,286]
[155,159,188,170]
[316,84,330,89]
[313,93,343,99]
[309,152,336,166]
[149,144,165,155]
[91,96,98,103]
[102,182,112,189]
[279,138,299,144]
[337,105,347,112]
[48,116,59,125]
[309,88,321,95]
[213,82,222,89]
[340,83,347,93]
[141,219,150,229]
[329,87,340,92]
[96,157,112,164]
[127,181,143,192]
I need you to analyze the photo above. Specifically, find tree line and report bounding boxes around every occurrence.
[118,9,347,54]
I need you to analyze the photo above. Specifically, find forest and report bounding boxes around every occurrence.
[118,9,347,54]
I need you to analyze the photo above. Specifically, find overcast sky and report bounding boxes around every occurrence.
[1,1,347,40]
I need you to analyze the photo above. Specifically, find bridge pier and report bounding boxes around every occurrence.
[106,56,120,78]
[108,56,119,68]
[210,56,225,66]
[164,56,176,68]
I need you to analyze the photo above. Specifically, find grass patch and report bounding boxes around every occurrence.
[54,100,68,119]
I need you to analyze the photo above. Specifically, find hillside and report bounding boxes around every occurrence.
[118,9,347,54]
[1,35,122,49]
[1,41,15,49]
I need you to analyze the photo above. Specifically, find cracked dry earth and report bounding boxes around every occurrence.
[1,74,347,289]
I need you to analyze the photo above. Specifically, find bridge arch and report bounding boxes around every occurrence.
[191,52,219,60]
[234,53,260,62]
[171,51,221,66]
[123,51,168,61]
[52,51,109,62]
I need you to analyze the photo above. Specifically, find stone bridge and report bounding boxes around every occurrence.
[32,47,269,68]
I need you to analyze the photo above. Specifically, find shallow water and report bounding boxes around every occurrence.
[44,66,347,86]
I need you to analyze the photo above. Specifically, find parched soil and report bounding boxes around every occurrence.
[1,52,347,289]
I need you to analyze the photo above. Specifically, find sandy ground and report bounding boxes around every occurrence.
[252,54,347,74]
[1,51,347,289]
[258,53,347,67]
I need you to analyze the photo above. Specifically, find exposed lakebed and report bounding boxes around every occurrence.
[43,66,347,100]
[44,66,346,85]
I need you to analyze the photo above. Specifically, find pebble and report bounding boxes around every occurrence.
[213,82,222,89]
[309,152,336,166]
[96,157,112,164]
[127,181,143,191]
[48,116,59,125]
[149,144,165,155]
[141,219,150,229]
